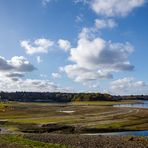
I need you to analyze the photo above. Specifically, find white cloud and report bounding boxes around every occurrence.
[110,77,147,93]
[36,56,43,64]
[21,38,54,55]
[0,77,73,92]
[0,75,58,92]
[6,72,25,78]
[90,0,145,17]
[63,64,112,83]
[58,39,71,51]
[18,79,59,92]
[0,56,13,71]
[62,28,134,84]
[0,56,37,84]
[52,72,61,79]
[0,70,70,92]
[95,19,117,29]
[71,0,145,89]
[0,56,36,73]
[75,0,145,17]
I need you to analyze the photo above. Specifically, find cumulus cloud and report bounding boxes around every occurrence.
[10,56,36,72]
[61,28,134,85]
[19,79,59,92]
[95,19,117,29]
[63,64,112,83]
[20,38,54,55]
[0,56,36,72]
[0,72,73,92]
[75,0,145,17]
[58,39,71,51]
[0,75,58,92]
[90,0,145,17]
[0,56,36,84]
[71,0,146,90]
[6,72,25,78]
[0,56,14,71]
[110,77,147,93]
[0,55,71,92]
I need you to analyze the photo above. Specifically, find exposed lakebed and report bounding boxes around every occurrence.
[0,100,148,137]
[89,100,148,136]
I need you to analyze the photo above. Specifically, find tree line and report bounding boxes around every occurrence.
[0,92,115,102]
[0,92,147,102]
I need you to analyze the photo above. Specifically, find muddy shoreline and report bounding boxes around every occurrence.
[23,133,148,148]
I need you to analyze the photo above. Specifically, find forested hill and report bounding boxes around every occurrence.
[0,92,148,102]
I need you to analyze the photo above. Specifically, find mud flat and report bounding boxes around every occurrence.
[24,134,148,148]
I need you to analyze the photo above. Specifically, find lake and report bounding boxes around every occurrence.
[113,100,148,109]
[84,130,148,136]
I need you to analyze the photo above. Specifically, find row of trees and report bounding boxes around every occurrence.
[0,92,115,102]
[0,92,147,102]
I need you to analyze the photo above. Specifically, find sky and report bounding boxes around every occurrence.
[0,0,148,95]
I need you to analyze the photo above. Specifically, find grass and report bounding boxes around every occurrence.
[70,100,139,106]
[10,117,68,124]
[94,118,148,131]
[0,102,11,109]
[0,135,71,148]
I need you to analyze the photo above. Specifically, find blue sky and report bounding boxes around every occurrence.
[0,0,148,95]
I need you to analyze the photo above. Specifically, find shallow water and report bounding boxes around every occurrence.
[84,130,148,136]
[114,100,148,109]
[59,110,75,113]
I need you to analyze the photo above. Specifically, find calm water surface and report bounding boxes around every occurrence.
[113,100,148,109]
[84,130,148,136]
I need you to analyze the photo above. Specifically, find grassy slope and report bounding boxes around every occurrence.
[70,100,139,106]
